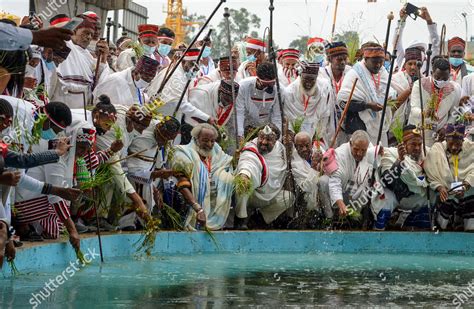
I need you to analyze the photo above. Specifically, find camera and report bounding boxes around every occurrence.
[405,3,421,20]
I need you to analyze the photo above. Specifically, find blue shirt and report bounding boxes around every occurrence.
[0,23,33,51]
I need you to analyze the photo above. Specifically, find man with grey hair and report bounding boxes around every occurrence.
[319,130,380,219]
[234,125,291,229]
[171,123,234,230]
[291,131,321,212]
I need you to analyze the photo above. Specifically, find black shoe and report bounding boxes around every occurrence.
[234,217,249,230]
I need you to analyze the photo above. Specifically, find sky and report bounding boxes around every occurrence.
[1,0,473,48]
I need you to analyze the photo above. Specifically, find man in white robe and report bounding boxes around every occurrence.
[234,125,291,229]
[194,56,238,87]
[93,56,159,107]
[236,62,283,139]
[424,124,474,231]
[337,45,395,146]
[171,124,234,230]
[236,37,267,81]
[277,49,300,88]
[50,17,110,109]
[284,61,334,144]
[408,57,461,146]
[447,37,474,86]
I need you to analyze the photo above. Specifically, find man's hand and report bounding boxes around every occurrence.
[437,186,449,203]
[110,140,124,153]
[31,28,73,50]
[419,7,433,25]
[207,117,217,126]
[5,241,15,262]
[69,230,81,252]
[152,187,163,211]
[195,207,207,227]
[55,137,71,156]
[96,39,109,63]
[246,62,257,75]
[336,200,347,217]
[151,169,176,180]
[399,6,408,21]
[51,187,82,201]
[367,102,383,112]
[397,143,407,160]
[0,171,21,186]
[460,96,471,106]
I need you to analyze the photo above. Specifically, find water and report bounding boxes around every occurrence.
[1,252,474,308]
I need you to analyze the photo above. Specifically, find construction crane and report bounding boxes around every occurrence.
[164,0,198,46]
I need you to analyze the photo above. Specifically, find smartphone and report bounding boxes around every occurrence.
[405,3,421,20]
[62,17,83,31]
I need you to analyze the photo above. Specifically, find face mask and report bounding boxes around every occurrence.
[384,61,391,71]
[247,54,257,62]
[135,78,149,90]
[143,44,156,55]
[158,43,172,57]
[433,78,449,89]
[313,54,325,64]
[449,57,464,67]
[201,46,212,58]
[25,64,36,78]
[185,70,198,80]
[41,128,57,140]
[265,86,274,94]
[45,61,55,71]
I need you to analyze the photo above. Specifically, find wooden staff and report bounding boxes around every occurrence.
[330,0,340,41]
[440,24,447,56]
[329,78,358,149]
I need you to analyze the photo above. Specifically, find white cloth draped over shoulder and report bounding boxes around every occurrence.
[291,149,319,209]
[52,40,110,109]
[337,61,395,145]
[391,71,414,126]
[283,77,334,144]
[171,141,234,230]
[187,82,233,127]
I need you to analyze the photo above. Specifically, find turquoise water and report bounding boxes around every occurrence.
[1,252,474,308]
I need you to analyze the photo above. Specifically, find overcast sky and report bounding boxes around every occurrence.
[2,0,473,48]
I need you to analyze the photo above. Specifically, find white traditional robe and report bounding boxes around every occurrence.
[145,64,210,122]
[172,140,234,230]
[116,48,170,72]
[283,77,334,144]
[277,66,298,88]
[236,60,255,82]
[235,139,290,223]
[51,40,110,109]
[93,67,147,106]
[337,62,395,146]
[291,149,319,209]
[193,69,223,87]
[235,77,283,137]
[461,73,474,97]
[408,77,461,146]
[391,70,415,126]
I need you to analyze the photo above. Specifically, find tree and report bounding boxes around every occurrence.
[183,13,207,44]
[210,8,262,58]
[334,31,360,64]
[289,36,310,53]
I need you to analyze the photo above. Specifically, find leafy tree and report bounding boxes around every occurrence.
[183,13,207,44]
[334,31,360,64]
[289,36,310,53]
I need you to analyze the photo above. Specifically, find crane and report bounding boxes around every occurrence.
[164,0,198,46]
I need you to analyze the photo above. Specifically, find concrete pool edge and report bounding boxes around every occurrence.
[2,231,473,276]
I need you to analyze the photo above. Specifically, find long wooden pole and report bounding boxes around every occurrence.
[330,78,358,149]
[330,0,340,40]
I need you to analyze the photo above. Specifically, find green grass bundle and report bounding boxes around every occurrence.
[162,203,184,231]
[347,207,362,220]
[292,117,305,134]
[76,249,90,266]
[8,260,20,276]
[135,217,161,257]
[387,99,398,110]
[130,41,144,59]
[30,113,48,145]
[80,164,115,190]
[233,174,253,196]
[171,159,193,179]
[113,124,123,140]
[204,226,221,250]
[426,93,439,120]
[390,116,404,144]
[217,126,234,152]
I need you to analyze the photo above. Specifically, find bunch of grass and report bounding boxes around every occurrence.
[130,41,144,59]
[387,99,398,110]
[113,124,123,140]
[80,164,115,191]
[29,113,48,146]
[171,159,193,179]
[233,174,253,196]
[217,125,233,152]
[75,248,90,266]
[425,93,438,120]
[291,117,305,134]
[204,226,221,250]
[8,260,19,276]
[135,217,161,257]
[347,207,362,221]
[162,203,183,231]
[390,116,404,144]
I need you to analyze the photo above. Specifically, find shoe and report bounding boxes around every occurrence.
[233,217,249,230]
[75,221,89,234]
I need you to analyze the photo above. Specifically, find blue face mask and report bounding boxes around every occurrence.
[41,128,57,140]
[45,61,55,71]
[247,54,257,62]
[384,61,391,71]
[142,44,156,55]
[201,46,212,58]
[158,43,172,57]
[313,54,325,64]
[449,57,464,67]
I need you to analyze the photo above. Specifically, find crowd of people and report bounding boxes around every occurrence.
[0,4,473,267]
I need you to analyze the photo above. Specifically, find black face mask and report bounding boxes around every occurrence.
[411,75,419,83]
